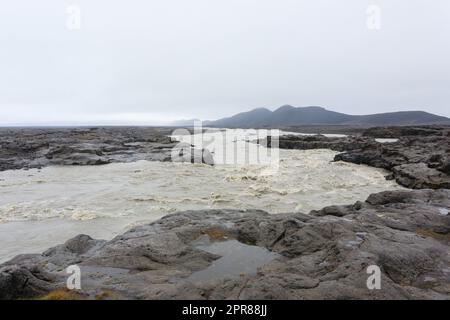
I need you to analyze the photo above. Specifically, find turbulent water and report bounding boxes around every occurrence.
[0,129,403,262]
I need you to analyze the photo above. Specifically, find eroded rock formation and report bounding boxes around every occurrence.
[1,189,449,300]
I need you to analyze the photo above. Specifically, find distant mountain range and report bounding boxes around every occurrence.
[202,105,450,128]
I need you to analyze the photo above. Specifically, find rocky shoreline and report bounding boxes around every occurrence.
[0,189,448,300]
[0,127,214,171]
[261,125,450,189]
[0,125,449,299]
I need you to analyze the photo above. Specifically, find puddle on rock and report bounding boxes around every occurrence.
[186,236,280,283]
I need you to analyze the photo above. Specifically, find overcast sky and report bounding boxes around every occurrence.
[0,0,449,125]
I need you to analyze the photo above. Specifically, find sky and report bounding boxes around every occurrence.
[0,0,449,125]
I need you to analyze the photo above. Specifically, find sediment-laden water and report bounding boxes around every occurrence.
[0,130,403,262]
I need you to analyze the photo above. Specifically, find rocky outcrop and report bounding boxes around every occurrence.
[1,189,449,300]
[263,126,450,189]
[362,125,450,138]
[260,134,376,152]
[1,126,449,300]
[0,127,213,171]
[391,164,450,189]
[333,134,450,189]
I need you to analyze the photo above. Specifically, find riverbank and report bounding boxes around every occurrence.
[0,188,449,299]
[0,125,449,299]
[261,125,450,189]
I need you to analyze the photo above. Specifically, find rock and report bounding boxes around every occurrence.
[310,205,353,217]
[333,134,450,176]
[392,163,450,189]
[362,125,450,138]
[1,189,449,300]
[261,135,376,153]
[435,154,450,175]
[0,265,57,299]
[0,127,178,171]
[50,153,111,166]
[260,126,450,189]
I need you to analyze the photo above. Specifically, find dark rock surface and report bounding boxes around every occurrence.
[1,125,449,300]
[280,125,367,135]
[0,127,213,171]
[261,134,375,152]
[362,125,450,138]
[1,189,449,300]
[262,126,450,189]
[334,135,450,189]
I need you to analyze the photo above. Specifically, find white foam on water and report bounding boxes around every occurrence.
[375,138,399,143]
[0,129,403,262]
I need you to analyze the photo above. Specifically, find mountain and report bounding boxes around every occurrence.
[205,108,273,128]
[206,105,450,128]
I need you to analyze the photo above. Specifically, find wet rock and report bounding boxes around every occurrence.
[262,126,450,189]
[392,163,450,189]
[1,189,449,300]
[0,127,178,171]
[362,125,450,138]
[0,265,57,299]
[49,153,111,166]
[310,205,352,217]
[261,134,375,153]
[435,154,450,175]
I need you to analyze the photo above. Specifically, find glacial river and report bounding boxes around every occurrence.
[0,129,403,262]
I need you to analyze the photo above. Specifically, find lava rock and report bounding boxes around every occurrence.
[261,126,450,189]
[1,189,449,300]
[0,127,178,171]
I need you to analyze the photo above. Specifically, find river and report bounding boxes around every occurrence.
[0,129,402,262]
